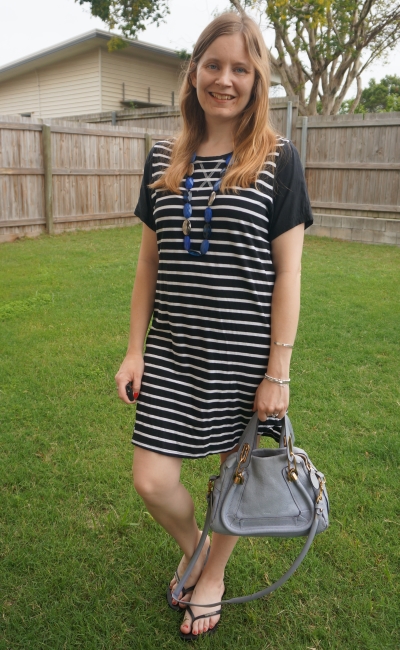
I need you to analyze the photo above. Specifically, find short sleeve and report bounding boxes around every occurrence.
[269,141,313,241]
[134,147,157,231]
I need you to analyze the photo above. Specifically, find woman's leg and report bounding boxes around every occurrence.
[180,446,240,636]
[132,446,210,604]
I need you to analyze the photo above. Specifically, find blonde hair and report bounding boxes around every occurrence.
[151,11,277,194]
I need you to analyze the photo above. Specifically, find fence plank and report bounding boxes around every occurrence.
[0,168,44,175]
[312,201,400,213]
[42,124,54,235]
[306,162,400,170]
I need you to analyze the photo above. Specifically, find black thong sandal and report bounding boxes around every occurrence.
[179,604,221,641]
[166,571,195,612]
[167,546,210,612]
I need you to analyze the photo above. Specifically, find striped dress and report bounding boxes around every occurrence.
[132,138,313,458]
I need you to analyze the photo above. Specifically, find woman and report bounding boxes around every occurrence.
[115,11,313,641]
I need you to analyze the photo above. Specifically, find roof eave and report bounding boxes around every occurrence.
[0,29,179,78]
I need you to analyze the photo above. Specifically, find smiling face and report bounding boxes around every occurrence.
[191,32,256,129]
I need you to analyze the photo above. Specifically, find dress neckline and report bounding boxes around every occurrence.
[194,152,233,161]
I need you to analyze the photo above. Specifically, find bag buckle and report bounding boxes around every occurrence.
[287,437,298,482]
[233,443,250,485]
[316,477,326,503]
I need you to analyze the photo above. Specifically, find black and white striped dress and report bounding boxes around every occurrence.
[132,138,313,458]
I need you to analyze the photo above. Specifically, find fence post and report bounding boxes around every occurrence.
[111,111,117,126]
[286,100,292,140]
[300,116,308,170]
[42,124,54,235]
[145,133,152,158]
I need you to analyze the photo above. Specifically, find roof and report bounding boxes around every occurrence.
[0,30,180,83]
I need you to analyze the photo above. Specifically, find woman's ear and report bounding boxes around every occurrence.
[190,68,197,89]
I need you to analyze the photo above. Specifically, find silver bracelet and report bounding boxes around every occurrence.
[264,373,290,385]
[274,341,294,349]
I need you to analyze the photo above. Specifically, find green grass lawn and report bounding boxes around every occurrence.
[1,227,399,650]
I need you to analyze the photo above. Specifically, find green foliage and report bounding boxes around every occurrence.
[106,35,128,51]
[76,0,170,38]
[176,48,191,61]
[0,227,399,648]
[340,75,400,113]
[356,75,400,113]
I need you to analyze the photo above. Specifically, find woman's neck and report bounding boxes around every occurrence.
[196,118,235,157]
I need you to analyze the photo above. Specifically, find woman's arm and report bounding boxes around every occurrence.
[115,224,159,404]
[253,223,304,421]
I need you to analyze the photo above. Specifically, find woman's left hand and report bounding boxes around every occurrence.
[253,379,289,421]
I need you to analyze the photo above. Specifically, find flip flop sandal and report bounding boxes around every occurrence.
[179,604,222,641]
[166,546,211,612]
[166,571,196,611]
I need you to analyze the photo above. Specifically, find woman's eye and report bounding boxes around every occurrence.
[235,67,246,74]
[207,64,218,70]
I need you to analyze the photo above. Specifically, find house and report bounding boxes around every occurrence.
[0,30,282,120]
[0,30,184,119]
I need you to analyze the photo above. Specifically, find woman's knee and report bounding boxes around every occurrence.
[132,447,181,501]
[133,471,168,501]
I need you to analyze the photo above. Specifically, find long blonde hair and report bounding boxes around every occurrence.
[151,11,277,194]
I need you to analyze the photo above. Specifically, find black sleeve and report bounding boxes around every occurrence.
[269,141,313,241]
[134,147,157,231]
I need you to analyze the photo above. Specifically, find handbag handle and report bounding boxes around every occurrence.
[172,500,323,607]
[236,413,295,476]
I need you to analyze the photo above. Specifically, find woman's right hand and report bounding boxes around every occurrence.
[115,353,145,404]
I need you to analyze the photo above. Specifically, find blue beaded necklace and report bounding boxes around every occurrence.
[182,152,233,256]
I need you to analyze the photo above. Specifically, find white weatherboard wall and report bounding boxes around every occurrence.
[0,50,100,119]
[100,48,181,110]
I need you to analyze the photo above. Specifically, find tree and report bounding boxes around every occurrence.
[236,0,400,116]
[76,1,170,49]
[340,74,400,112]
[79,0,400,115]
[356,75,400,112]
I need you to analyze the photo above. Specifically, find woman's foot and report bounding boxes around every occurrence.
[169,533,210,608]
[180,575,225,637]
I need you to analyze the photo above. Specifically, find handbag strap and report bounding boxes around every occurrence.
[172,499,323,607]
[236,414,295,476]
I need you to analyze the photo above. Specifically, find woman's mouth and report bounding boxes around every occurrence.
[209,92,235,101]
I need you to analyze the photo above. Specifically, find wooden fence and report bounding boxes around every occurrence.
[1,106,399,243]
[298,112,400,221]
[0,116,173,242]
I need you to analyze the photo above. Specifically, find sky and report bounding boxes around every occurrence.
[0,0,399,97]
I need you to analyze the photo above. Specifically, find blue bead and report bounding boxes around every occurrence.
[183,191,192,203]
[225,153,233,165]
[200,240,210,255]
[213,179,221,191]
[204,207,213,223]
[203,223,212,238]
[185,177,194,190]
[184,235,191,251]
[189,250,201,257]
[183,202,192,218]
[191,153,196,163]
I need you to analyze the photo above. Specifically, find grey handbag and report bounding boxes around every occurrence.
[172,413,329,607]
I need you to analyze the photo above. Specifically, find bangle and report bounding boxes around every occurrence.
[264,373,290,385]
[274,341,294,349]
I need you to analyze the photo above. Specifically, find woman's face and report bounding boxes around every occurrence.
[191,32,256,127]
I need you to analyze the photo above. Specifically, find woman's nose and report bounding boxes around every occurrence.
[216,67,232,87]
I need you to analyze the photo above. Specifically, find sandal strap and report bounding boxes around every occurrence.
[173,572,195,597]
[186,605,221,623]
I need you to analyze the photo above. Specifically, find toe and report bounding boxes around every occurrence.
[180,615,192,635]
[209,612,220,629]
